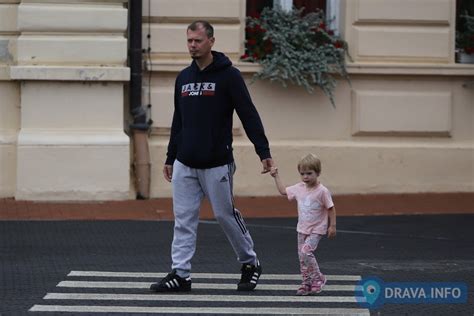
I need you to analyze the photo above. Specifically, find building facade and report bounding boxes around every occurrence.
[0,0,473,200]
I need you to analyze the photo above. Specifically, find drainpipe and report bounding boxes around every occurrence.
[129,0,151,199]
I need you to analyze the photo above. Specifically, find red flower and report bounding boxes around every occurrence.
[334,41,343,49]
[240,53,249,59]
[247,38,257,46]
[264,39,273,53]
[254,24,266,33]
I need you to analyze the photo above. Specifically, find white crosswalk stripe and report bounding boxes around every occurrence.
[68,270,362,281]
[30,305,371,315]
[30,270,369,315]
[57,280,362,291]
[44,293,362,303]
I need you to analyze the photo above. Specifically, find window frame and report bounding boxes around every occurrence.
[262,0,341,34]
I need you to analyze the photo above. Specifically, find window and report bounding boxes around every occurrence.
[245,0,340,58]
[243,0,349,106]
[246,0,273,19]
[456,0,474,62]
[246,0,326,18]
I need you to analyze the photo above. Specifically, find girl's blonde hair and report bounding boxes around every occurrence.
[297,153,321,176]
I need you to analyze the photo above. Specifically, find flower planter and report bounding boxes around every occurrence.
[458,52,474,64]
[243,6,350,107]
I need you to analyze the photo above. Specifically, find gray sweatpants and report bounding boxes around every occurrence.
[171,160,257,277]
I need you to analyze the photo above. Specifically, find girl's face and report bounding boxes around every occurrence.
[299,168,318,187]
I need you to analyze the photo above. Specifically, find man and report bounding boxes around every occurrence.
[150,20,274,293]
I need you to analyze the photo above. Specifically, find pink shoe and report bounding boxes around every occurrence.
[296,284,311,296]
[310,274,327,294]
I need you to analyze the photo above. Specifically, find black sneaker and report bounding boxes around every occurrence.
[237,261,262,291]
[150,269,191,292]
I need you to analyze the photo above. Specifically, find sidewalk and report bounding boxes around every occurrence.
[1,192,473,220]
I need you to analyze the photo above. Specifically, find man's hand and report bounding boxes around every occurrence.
[261,158,274,174]
[270,166,278,177]
[163,164,173,182]
[327,225,336,238]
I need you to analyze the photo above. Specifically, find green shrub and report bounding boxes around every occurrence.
[242,6,350,107]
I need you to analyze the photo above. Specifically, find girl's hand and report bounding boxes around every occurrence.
[270,167,278,177]
[327,225,336,238]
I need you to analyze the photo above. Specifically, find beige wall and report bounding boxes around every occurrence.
[0,82,20,198]
[0,0,473,200]
[146,0,474,198]
[0,0,20,198]
[343,0,455,63]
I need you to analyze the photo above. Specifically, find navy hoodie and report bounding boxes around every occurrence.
[165,51,271,169]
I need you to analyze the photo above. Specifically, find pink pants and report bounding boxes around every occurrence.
[297,233,323,285]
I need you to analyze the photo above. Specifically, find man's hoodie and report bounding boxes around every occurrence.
[166,51,271,169]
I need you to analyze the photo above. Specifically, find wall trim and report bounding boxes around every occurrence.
[10,65,130,81]
[147,60,474,76]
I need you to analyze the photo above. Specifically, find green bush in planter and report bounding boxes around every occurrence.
[242,6,350,107]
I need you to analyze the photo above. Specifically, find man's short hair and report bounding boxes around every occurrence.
[187,20,214,38]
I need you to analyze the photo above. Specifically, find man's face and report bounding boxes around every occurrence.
[187,26,214,60]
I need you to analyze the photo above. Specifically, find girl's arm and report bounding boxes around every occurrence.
[327,206,337,238]
[270,167,287,196]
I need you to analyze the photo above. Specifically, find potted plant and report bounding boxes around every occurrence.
[241,6,350,107]
[456,13,474,63]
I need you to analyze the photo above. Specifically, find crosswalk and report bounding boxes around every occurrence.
[29,270,370,315]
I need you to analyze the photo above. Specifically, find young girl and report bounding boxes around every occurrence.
[270,153,336,296]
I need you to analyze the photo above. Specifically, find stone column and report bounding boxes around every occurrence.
[11,0,131,200]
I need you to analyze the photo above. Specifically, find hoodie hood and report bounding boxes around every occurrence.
[190,51,232,73]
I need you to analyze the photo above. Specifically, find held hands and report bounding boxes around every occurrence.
[270,167,278,177]
[261,158,274,174]
[327,225,336,238]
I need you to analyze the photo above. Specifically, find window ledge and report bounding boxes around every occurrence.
[146,60,262,73]
[9,65,130,81]
[346,62,474,76]
[0,65,10,80]
[147,60,474,76]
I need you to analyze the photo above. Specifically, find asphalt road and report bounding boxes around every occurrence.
[1,214,473,315]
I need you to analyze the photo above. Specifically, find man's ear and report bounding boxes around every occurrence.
[210,36,215,46]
